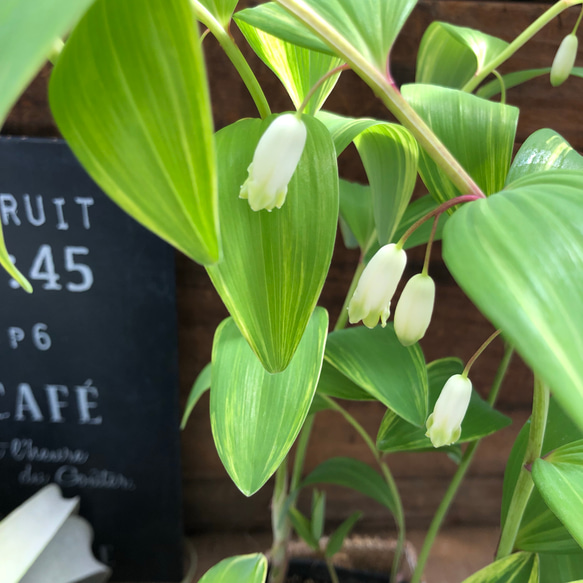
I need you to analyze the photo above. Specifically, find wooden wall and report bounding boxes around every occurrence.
[4,0,582,535]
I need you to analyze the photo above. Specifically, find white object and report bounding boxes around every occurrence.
[348,244,407,328]
[240,113,307,212]
[394,273,436,346]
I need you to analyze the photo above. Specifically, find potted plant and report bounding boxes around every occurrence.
[3,0,583,582]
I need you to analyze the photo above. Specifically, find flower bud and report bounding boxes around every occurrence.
[426,374,472,448]
[348,243,407,329]
[394,273,435,346]
[550,33,578,87]
[240,113,307,212]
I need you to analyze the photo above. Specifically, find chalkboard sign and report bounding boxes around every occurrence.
[0,137,183,582]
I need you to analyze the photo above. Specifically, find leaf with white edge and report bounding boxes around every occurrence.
[506,129,583,186]
[325,512,362,558]
[338,180,374,251]
[302,457,396,514]
[377,358,510,453]
[443,170,583,431]
[50,0,220,266]
[236,0,418,72]
[533,440,583,549]
[461,553,538,583]
[198,554,267,583]
[237,19,342,115]
[417,22,508,89]
[180,363,211,429]
[325,325,428,427]
[477,67,583,100]
[195,0,239,26]
[353,124,418,245]
[210,309,328,496]
[401,84,518,203]
[502,398,583,554]
[207,115,338,373]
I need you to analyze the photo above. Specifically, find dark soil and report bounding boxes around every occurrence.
[284,559,391,583]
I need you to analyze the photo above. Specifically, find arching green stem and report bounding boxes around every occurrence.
[462,0,583,93]
[189,1,271,119]
[274,0,485,198]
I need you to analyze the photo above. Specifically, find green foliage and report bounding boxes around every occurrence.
[324,325,428,427]
[207,115,338,373]
[210,310,328,496]
[402,84,518,204]
[50,0,220,266]
[377,358,511,453]
[194,0,239,26]
[180,363,211,429]
[302,457,396,514]
[236,0,418,71]
[237,19,342,115]
[461,553,539,583]
[198,554,267,583]
[417,22,508,89]
[444,171,583,431]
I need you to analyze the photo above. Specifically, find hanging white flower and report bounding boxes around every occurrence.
[394,273,436,346]
[426,374,472,448]
[348,243,407,329]
[240,113,307,212]
[550,33,578,87]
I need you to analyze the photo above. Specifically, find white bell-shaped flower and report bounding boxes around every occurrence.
[551,33,578,87]
[348,243,407,328]
[240,113,307,211]
[426,374,472,448]
[394,273,436,346]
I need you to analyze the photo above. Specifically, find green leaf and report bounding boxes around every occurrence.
[401,84,518,203]
[533,440,583,549]
[207,115,337,373]
[377,358,510,453]
[502,398,583,554]
[461,553,538,583]
[236,19,342,115]
[180,363,211,429]
[417,22,508,89]
[324,325,428,427]
[49,0,220,266]
[506,129,583,186]
[302,457,396,514]
[539,552,583,582]
[235,0,418,71]
[325,512,362,558]
[316,360,375,401]
[0,0,94,126]
[199,554,267,583]
[289,508,320,550]
[477,67,583,100]
[316,111,379,155]
[338,180,374,251]
[443,170,583,431]
[210,309,328,496]
[195,0,239,26]
[311,490,326,542]
[0,229,30,292]
[353,124,418,245]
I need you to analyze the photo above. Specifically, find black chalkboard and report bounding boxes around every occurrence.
[0,137,183,582]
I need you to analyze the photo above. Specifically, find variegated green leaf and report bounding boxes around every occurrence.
[417,22,508,89]
[199,554,267,583]
[236,19,342,115]
[402,84,518,203]
[194,0,239,26]
[207,115,338,373]
[461,553,538,583]
[50,0,220,266]
[210,310,328,496]
[324,325,427,426]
